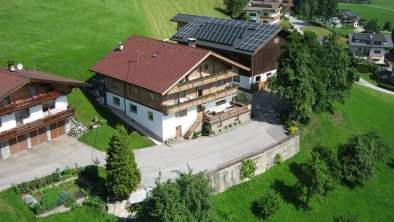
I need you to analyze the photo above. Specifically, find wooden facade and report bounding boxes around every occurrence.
[105,55,241,115]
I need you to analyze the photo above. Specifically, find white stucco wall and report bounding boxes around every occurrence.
[54,96,68,112]
[26,104,44,123]
[0,113,16,133]
[162,107,197,141]
[107,92,125,111]
[368,47,385,64]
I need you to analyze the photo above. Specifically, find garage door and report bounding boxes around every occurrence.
[38,127,47,143]
[57,120,66,136]
[9,138,18,155]
[50,123,59,139]
[17,135,28,151]
[30,130,39,146]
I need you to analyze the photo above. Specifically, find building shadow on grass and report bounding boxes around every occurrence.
[214,7,230,17]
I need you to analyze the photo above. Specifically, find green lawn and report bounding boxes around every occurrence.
[0,0,155,150]
[213,85,394,222]
[137,0,227,39]
[303,26,348,46]
[360,72,394,92]
[370,0,394,10]
[339,3,394,26]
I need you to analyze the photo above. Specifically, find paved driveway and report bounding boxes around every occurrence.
[135,92,288,189]
[0,136,105,191]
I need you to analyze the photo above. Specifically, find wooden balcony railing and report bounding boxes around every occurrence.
[162,86,238,115]
[167,70,237,94]
[0,92,61,116]
[204,102,251,124]
[0,107,74,142]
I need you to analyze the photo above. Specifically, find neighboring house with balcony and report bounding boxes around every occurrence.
[90,36,251,143]
[0,67,87,160]
[348,33,394,65]
[338,10,359,28]
[243,0,284,24]
[170,14,289,91]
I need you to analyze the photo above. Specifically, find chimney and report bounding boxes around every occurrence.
[187,38,197,47]
[117,42,124,51]
[7,61,15,72]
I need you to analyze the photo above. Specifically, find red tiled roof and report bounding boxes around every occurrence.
[0,67,87,99]
[90,36,211,94]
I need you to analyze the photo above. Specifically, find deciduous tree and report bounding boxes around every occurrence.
[383,21,392,31]
[223,0,249,19]
[364,19,381,33]
[137,169,214,222]
[106,125,141,198]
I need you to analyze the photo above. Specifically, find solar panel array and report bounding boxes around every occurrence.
[194,22,247,45]
[173,16,281,52]
[235,25,281,51]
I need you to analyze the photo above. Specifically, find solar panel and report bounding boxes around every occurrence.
[173,15,281,52]
[193,22,247,45]
[236,25,281,52]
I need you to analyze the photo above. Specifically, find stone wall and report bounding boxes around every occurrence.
[207,135,299,193]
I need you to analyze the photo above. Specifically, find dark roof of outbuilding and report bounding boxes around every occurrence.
[0,67,87,100]
[170,13,197,23]
[170,14,284,56]
[90,36,249,95]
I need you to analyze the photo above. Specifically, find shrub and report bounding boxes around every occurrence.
[240,159,256,180]
[333,215,359,222]
[274,153,282,165]
[229,123,233,128]
[356,63,379,73]
[32,203,43,215]
[84,196,105,209]
[40,188,62,211]
[288,125,298,136]
[202,122,212,136]
[192,131,201,139]
[236,92,248,102]
[252,191,282,219]
[58,190,76,208]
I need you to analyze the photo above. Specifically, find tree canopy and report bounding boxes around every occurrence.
[223,0,249,19]
[270,31,358,120]
[294,0,338,19]
[106,125,141,198]
[137,169,214,222]
[338,132,391,186]
[383,21,392,31]
[364,19,381,33]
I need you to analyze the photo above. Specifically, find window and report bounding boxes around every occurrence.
[249,13,256,17]
[112,80,122,89]
[374,49,381,54]
[204,64,209,70]
[274,38,279,44]
[233,76,240,82]
[43,101,55,116]
[263,12,269,16]
[30,86,37,96]
[148,111,154,121]
[216,99,226,106]
[175,110,187,118]
[179,90,186,98]
[255,76,261,82]
[197,86,203,97]
[0,118,2,127]
[149,92,155,101]
[217,80,225,87]
[113,97,120,106]
[1,97,10,106]
[129,85,139,96]
[130,104,137,114]
[15,109,30,126]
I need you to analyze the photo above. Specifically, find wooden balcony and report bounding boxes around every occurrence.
[167,70,237,94]
[0,107,74,142]
[0,92,61,116]
[162,86,238,115]
[204,101,251,124]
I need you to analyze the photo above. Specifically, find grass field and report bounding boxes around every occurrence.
[137,0,227,39]
[213,85,394,222]
[339,3,394,27]
[303,26,348,46]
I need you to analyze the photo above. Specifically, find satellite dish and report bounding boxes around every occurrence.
[17,63,24,71]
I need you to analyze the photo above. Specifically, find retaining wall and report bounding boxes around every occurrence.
[207,135,299,193]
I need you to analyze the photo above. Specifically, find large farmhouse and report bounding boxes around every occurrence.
[170,14,289,91]
[243,0,285,24]
[0,66,86,160]
[91,36,251,143]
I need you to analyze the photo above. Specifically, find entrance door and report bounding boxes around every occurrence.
[176,126,182,138]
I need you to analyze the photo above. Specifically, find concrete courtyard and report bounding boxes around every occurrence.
[135,91,288,189]
[0,136,105,191]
